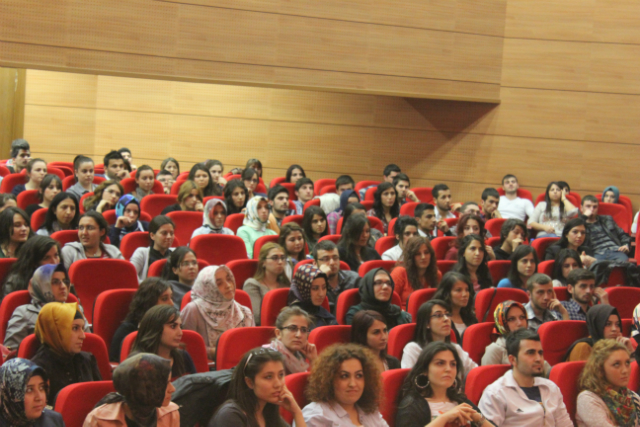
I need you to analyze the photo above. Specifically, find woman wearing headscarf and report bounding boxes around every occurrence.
[602,186,620,204]
[190,199,233,239]
[0,358,64,427]
[83,353,179,427]
[288,264,337,330]
[108,195,149,248]
[236,196,276,258]
[180,265,254,360]
[30,302,102,405]
[345,268,411,328]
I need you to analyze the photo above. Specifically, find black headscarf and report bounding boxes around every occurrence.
[565,304,620,360]
[358,268,401,323]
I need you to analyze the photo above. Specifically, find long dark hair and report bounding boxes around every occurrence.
[403,236,438,291]
[223,179,248,214]
[342,202,366,224]
[337,214,376,267]
[544,181,565,219]
[162,246,197,281]
[1,236,61,296]
[37,174,63,203]
[124,277,172,325]
[42,192,79,234]
[552,248,583,285]
[371,182,399,220]
[433,272,478,327]
[302,206,328,241]
[278,223,306,262]
[452,213,486,248]
[557,217,586,249]
[451,234,493,289]
[285,164,306,183]
[351,310,390,359]
[507,245,539,289]
[0,207,32,247]
[189,164,219,196]
[413,299,451,347]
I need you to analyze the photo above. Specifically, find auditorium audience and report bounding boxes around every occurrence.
[161,180,203,214]
[451,234,493,291]
[390,236,440,307]
[562,268,609,321]
[326,177,357,234]
[188,163,219,197]
[337,214,381,272]
[288,264,337,330]
[12,158,47,197]
[1,235,60,297]
[525,273,569,332]
[498,174,534,221]
[67,155,97,200]
[480,187,502,220]
[350,310,400,372]
[312,240,358,314]
[224,179,248,214]
[544,218,596,268]
[61,211,123,269]
[244,243,290,325]
[242,167,263,199]
[83,180,124,213]
[162,246,199,309]
[393,173,419,206]
[206,159,226,188]
[444,213,495,261]
[36,192,80,237]
[160,157,180,179]
[6,139,31,174]
[581,195,631,262]
[24,174,62,217]
[237,196,277,258]
[0,207,32,258]
[156,169,175,195]
[551,248,583,287]
[130,165,155,202]
[279,223,306,280]
[414,203,440,238]
[263,307,317,375]
[358,163,401,200]
[497,245,538,289]
[381,216,418,262]
[267,185,292,232]
[431,183,459,238]
[433,272,478,341]
[102,150,128,182]
[302,206,328,253]
[529,181,578,237]
[366,182,399,235]
[190,199,233,239]
[107,194,149,248]
[293,177,314,215]
[286,164,306,184]
[602,185,620,204]
[130,215,175,283]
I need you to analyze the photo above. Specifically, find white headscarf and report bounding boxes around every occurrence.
[243,196,269,232]
[202,199,227,232]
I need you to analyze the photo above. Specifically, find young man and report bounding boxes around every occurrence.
[381,216,419,261]
[498,174,534,221]
[479,329,573,427]
[313,240,359,314]
[493,219,528,260]
[118,147,137,170]
[414,203,450,239]
[156,170,175,195]
[525,274,569,332]
[431,183,460,238]
[335,175,355,196]
[393,173,419,206]
[561,268,609,321]
[103,150,128,182]
[358,164,401,200]
[267,185,292,233]
[6,139,31,173]
[292,177,314,215]
[481,187,502,220]
[581,195,631,262]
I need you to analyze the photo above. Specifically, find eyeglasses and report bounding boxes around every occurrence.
[431,312,452,319]
[51,279,70,286]
[180,260,198,267]
[267,256,286,262]
[373,280,392,288]
[318,256,340,263]
[280,325,309,334]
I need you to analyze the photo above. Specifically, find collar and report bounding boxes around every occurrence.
[328,402,362,421]
[525,302,545,321]
[565,298,588,314]
[502,369,549,391]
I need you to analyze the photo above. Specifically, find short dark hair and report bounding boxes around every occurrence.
[482,188,500,201]
[393,173,410,187]
[335,175,355,189]
[414,203,435,219]
[460,201,479,213]
[383,164,401,177]
[156,170,173,178]
[499,218,528,245]
[103,150,124,168]
[294,177,313,192]
[313,239,338,262]
[506,328,540,358]
[526,273,552,293]
[393,215,418,238]
[117,147,131,155]
[582,195,598,206]
[10,139,30,158]
[432,183,449,199]
[502,174,517,185]
[567,268,596,287]
[268,184,288,201]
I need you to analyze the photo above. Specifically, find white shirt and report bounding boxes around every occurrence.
[478,369,573,427]
[296,401,389,427]
[433,209,456,237]
[381,244,403,261]
[401,341,477,379]
[498,196,535,221]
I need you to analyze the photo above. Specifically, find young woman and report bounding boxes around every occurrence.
[31,302,102,405]
[0,193,17,213]
[346,267,411,328]
[351,310,401,372]
[206,159,227,188]
[0,206,32,258]
[552,248,584,287]
[109,278,174,362]
[160,157,180,179]
[181,265,254,360]
[1,235,60,297]
[288,264,337,330]
[279,223,306,280]
[497,245,539,289]
[25,174,62,217]
[366,182,399,235]
[545,217,596,268]
[188,163,219,197]
[494,218,528,260]
[224,179,248,214]
[210,348,305,426]
[529,181,578,237]
[130,215,175,283]
[285,164,306,184]
[161,180,204,214]
[244,243,290,325]
[190,199,233,239]
[108,195,149,248]
[36,192,79,237]
[602,186,620,204]
[66,155,97,201]
[397,342,492,427]
[391,236,440,307]
[400,299,477,379]
[245,158,263,178]
[444,213,495,261]
[237,196,277,258]
[337,214,381,272]
[61,211,124,270]
[263,307,318,375]
[11,158,47,196]
[342,202,383,247]
[451,234,493,291]
[131,164,156,202]
[327,189,360,235]
[131,305,197,380]
[0,358,64,426]
[301,206,328,254]
[242,167,264,199]
[301,343,387,426]
[433,272,478,341]
[85,353,179,427]
[83,180,124,213]
[576,339,640,427]
[162,246,199,309]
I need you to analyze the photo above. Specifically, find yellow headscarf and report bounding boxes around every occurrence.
[35,302,79,355]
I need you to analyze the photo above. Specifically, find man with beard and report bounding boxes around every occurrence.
[498,174,534,221]
[561,268,609,321]
[312,240,359,315]
[431,183,459,238]
[581,195,631,262]
[524,274,569,332]
[267,184,293,233]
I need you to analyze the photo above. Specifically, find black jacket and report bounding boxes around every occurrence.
[396,391,494,427]
[583,214,630,249]
[545,241,594,261]
[338,246,381,272]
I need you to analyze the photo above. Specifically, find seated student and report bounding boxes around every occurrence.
[110,278,174,362]
[263,307,318,375]
[118,147,137,170]
[0,193,17,214]
[67,155,97,200]
[444,213,496,261]
[301,206,328,254]
[286,164,306,184]
[224,179,248,215]
[544,217,596,266]
[83,180,124,214]
[300,343,388,427]
[181,265,254,360]
[414,202,443,239]
[351,310,400,372]
[493,218,528,260]
[288,264,337,330]
[31,302,102,405]
[524,273,569,332]
[479,329,573,427]
[581,195,631,262]
[480,187,502,220]
[498,174,535,221]
[393,173,420,206]
[130,305,197,380]
[343,203,383,247]
[0,207,32,259]
[12,158,48,197]
[562,268,609,321]
[337,214,381,272]
[433,272,478,341]
[312,240,359,314]
[602,185,620,204]
[107,195,149,248]
[391,236,440,307]
[551,248,583,287]
[326,176,356,234]
[190,199,234,240]
[36,192,80,237]
[156,169,175,195]
[292,177,314,215]
[576,340,640,427]
[431,183,460,238]
[1,236,60,297]
[85,353,179,427]
[162,247,199,309]
[0,358,65,427]
[279,223,306,280]
[358,163,401,200]
[529,181,579,237]
[189,163,219,197]
[160,157,180,179]
[237,196,277,258]
[242,167,264,200]
[451,234,493,291]
[205,159,226,189]
[397,341,493,427]
[497,245,539,289]
[210,348,305,427]
[102,151,128,182]
[382,216,418,262]
[244,243,290,326]
[130,165,155,202]
[267,185,292,233]
[245,158,263,178]
[25,174,62,217]
[5,138,31,174]
[161,180,204,214]
[61,211,124,270]
[130,216,175,283]
[346,268,411,328]
[366,182,399,235]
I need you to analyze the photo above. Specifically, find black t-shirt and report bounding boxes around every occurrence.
[520,386,542,403]
[493,247,511,260]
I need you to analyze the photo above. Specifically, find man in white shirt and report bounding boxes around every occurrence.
[431,183,460,237]
[479,329,573,427]
[381,216,418,261]
[498,174,534,221]
[414,203,445,239]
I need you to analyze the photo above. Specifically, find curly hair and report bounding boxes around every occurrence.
[83,180,124,212]
[402,236,439,291]
[579,339,631,395]
[305,343,382,414]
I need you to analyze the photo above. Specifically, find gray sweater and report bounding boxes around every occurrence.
[60,241,124,271]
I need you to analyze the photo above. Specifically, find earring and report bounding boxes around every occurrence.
[414,374,430,389]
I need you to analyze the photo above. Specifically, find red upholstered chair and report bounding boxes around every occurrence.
[0,165,9,177]
[303,199,321,212]
[0,257,16,287]
[224,213,245,234]
[253,234,280,260]
[597,194,633,225]
[318,234,341,245]
[474,288,529,324]
[166,211,203,245]
[16,189,39,210]
[78,193,92,214]
[334,288,401,325]
[412,187,434,203]
[69,259,139,323]
[30,207,47,231]
[368,216,384,233]
[46,167,65,180]
[0,288,29,344]
[180,289,252,311]
[497,187,533,202]
[622,319,633,337]
[269,177,286,188]
[554,287,569,301]
[375,236,397,256]
[399,202,420,216]
[292,259,350,276]
[62,175,105,191]
[486,236,501,248]
[485,218,506,238]
[488,260,511,284]
[364,186,377,201]
[119,177,164,196]
[93,289,136,351]
[308,325,352,355]
[282,214,303,226]
[319,186,336,195]
[120,330,209,372]
[336,217,345,234]
[597,203,631,233]
[431,236,456,260]
[119,231,149,260]
[539,320,588,365]
[444,217,458,229]
[465,365,511,405]
[605,267,628,287]
[531,237,560,260]
[0,173,26,193]
[387,323,416,360]
[190,234,248,265]
[51,229,80,246]
[280,182,296,201]
[261,288,322,326]
[314,179,336,194]
[406,288,438,319]
[549,361,586,424]
[380,369,410,427]
[216,327,276,370]
[140,194,178,217]
[538,260,554,276]
[227,259,259,290]
[436,260,457,275]
[55,381,116,427]
[462,322,497,365]
[281,372,310,424]
[355,180,380,192]
[630,360,640,393]
[147,258,208,278]
[388,217,398,237]
[358,260,396,277]
[605,286,640,318]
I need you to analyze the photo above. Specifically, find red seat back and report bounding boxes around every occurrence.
[486,236,501,247]
[375,236,397,256]
[30,208,48,231]
[314,179,336,194]
[549,361,586,424]
[93,289,136,350]
[269,177,286,188]
[488,260,511,284]
[190,234,248,265]
[597,194,633,225]
[46,167,65,180]
[539,320,588,365]
[216,326,276,370]
[119,231,149,260]
[364,186,377,201]
[497,187,533,202]
[17,190,40,210]
[485,218,506,238]
[308,325,351,355]
[388,217,398,237]
[227,259,259,290]
[0,257,16,289]
[462,322,496,365]
[334,288,402,325]
[605,286,640,318]
[554,287,569,301]
[605,267,628,287]
[119,177,164,196]
[303,199,321,212]
[436,260,457,275]
[319,186,336,195]
[367,216,384,233]
[166,211,203,246]
[253,235,280,260]
[387,323,416,360]
[431,236,456,260]
[406,288,438,319]
[538,260,554,276]
[412,187,434,203]
[380,369,410,427]
[54,381,116,427]
[318,234,341,245]
[51,230,80,246]
[140,194,178,217]
[282,215,303,226]
[0,287,28,344]
[597,202,631,233]
[630,360,640,393]
[260,288,291,327]
[474,288,529,323]
[147,258,209,278]
[281,372,310,424]
[531,237,560,260]
[399,202,420,216]
[355,180,380,192]
[466,365,511,405]
[0,173,26,193]
[358,260,396,277]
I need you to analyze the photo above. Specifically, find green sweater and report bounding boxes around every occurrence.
[237,225,277,258]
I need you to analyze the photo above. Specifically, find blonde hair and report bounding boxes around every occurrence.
[579,339,630,395]
[177,180,203,205]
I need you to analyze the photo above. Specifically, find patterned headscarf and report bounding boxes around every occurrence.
[115,194,140,219]
[633,303,640,334]
[28,263,68,306]
[34,302,80,356]
[494,300,526,336]
[288,264,328,310]
[0,358,48,426]
[243,196,269,232]
[203,199,227,232]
